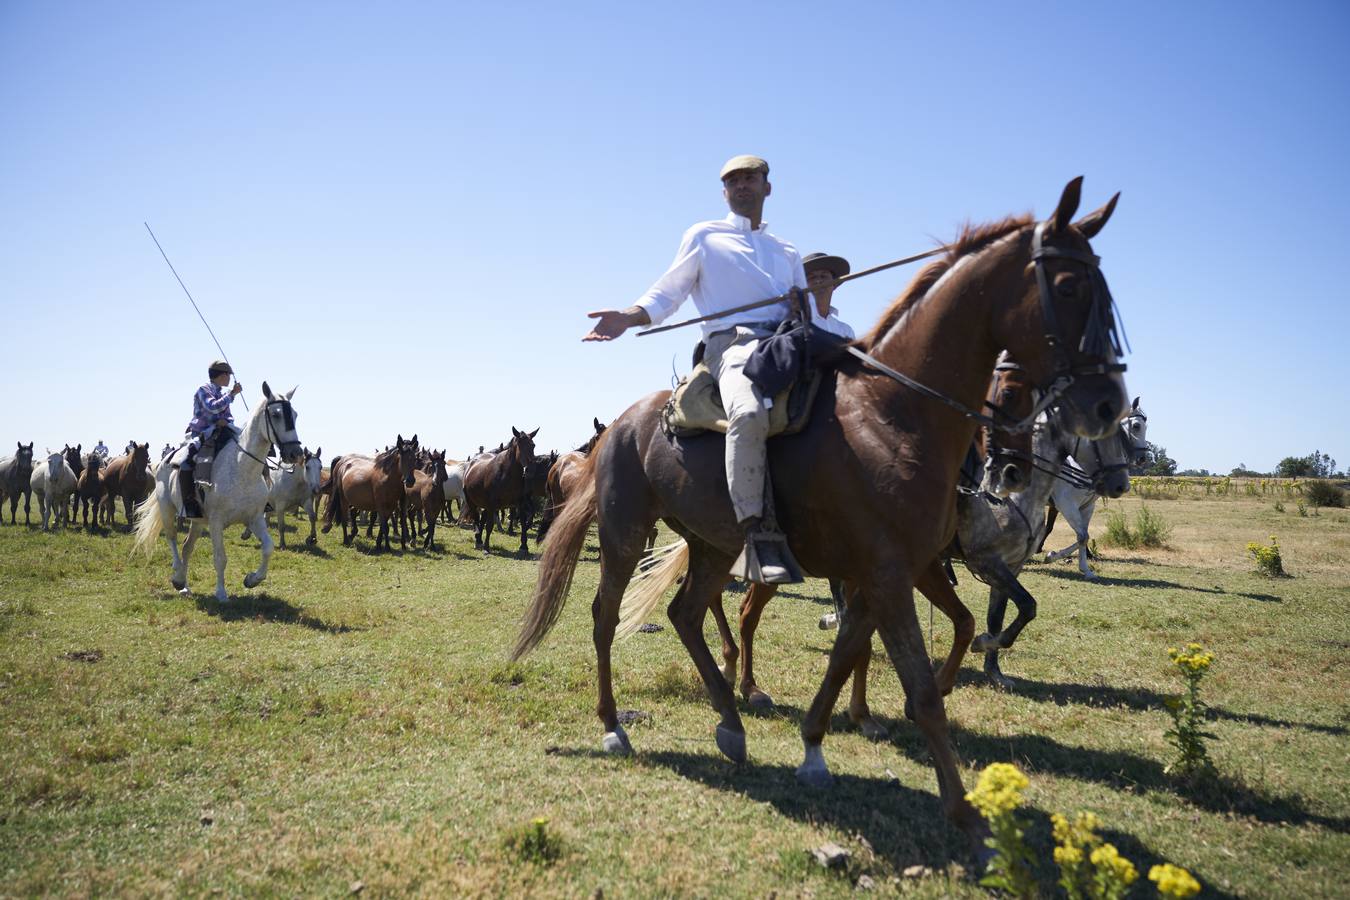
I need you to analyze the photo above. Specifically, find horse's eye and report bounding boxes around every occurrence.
[1055,276,1079,298]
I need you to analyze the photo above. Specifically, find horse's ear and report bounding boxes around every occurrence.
[1132,396,1140,411]
[529,427,539,438]
[512,427,521,438]
[286,385,298,400]
[1073,191,1119,239]
[396,434,404,446]
[316,446,321,459]
[593,417,602,432]
[1051,176,1084,233]
[411,433,418,445]
[262,381,274,401]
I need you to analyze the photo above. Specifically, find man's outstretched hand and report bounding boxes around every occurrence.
[583,307,649,342]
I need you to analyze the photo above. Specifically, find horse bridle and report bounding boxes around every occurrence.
[846,221,1126,435]
[235,397,301,470]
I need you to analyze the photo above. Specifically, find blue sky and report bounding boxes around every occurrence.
[2,1,1347,473]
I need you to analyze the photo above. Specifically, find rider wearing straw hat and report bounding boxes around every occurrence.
[584,155,807,584]
[178,360,243,518]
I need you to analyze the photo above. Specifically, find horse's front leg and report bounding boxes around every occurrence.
[209,522,230,602]
[276,506,287,550]
[244,511,273,590]
[915,560,975,697]
[516,503,530,558]
[305,496,317,545]
[164,509,189,593]
[797,594,877,788]
[737,582,775,707]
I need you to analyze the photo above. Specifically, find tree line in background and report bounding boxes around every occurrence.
[1133,445,1343,480]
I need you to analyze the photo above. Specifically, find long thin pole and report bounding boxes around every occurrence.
[144,222,248,410]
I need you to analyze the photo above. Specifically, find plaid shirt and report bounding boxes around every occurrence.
[187,383,235,434]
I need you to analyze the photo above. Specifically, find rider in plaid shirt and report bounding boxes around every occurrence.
[179,360,242,518]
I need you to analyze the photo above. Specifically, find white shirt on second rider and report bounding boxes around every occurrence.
[635,213,807,340]
[809,302,855,340]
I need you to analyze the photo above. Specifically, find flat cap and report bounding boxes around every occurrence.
[803,252,851,279]
[719,155,769,180]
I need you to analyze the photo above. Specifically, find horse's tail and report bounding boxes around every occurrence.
[615,539,688,640]
[510,454,599,661]
[131,485,163,557]
[321,456,344,531]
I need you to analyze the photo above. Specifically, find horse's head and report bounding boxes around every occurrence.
[980,355,1036,498]
[1050,408,1132,499]
[430,450,448,483]
[990,178,1129,440]
[44,449,64,472]
[130,442,150,470]
[303,447,323,494]
[1120,397,1149,468]
[511,427,539,476]
[16,442,34,468]
[63,444,83,476]
[260,382,305,465]
[394,433,420,487]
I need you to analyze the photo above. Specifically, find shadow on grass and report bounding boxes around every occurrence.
[1034,568,1282,602]
[192,592,360,634]
[877,720,1350,835]
[964,672,1348,737]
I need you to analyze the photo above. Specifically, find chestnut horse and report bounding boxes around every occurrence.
[720,357,1039,734]
[512,179,1128,859]
[324,435,419,551]
[538,418,607,540]
[463,427,538,556]
[101,443,151,529]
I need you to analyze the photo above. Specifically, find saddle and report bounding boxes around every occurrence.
[661,362,822,439]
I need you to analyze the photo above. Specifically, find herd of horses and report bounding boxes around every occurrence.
[2,178,1142,866]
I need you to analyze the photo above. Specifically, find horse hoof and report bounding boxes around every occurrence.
[715,725,747,763]
[970,632,998,653]
[795,760,834,789]
[746,689,774,710]
[243,573,262,589]
[988,672,1015,691]
[306,536,316,546]
[601,726,632,756]
[858,717,889,741]
[171,579,186,591]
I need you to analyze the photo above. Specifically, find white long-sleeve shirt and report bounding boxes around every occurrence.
[809,301,855,340]
[635,213,807,339]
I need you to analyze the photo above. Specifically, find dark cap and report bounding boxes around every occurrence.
[208,360,233,376]
[803,252,851,279]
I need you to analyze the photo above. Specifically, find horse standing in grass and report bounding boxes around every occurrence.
[407,449,450,549]
[513,180,1128,860]
[77,453,104,530]
[463,427,538,556]
[323,436,419,551]
[31,448,79,530]
[101,443,152,528]
[538,418,606,540]
[134,383,304,602]
[0,442,36,524]
[241,447,324,548]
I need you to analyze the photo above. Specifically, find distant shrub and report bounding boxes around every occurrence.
[503,817,565,866]
[1102,506,1171,550]
[1246,536,1285,577]
[1273,500,1285,513]
[1134,506,1173,548]
[1296,501,1308,517]
[1304,479,1345,508]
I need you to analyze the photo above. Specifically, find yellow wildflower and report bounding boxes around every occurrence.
[1150,863,1201,898]
[1090,843,1137,885]
[1053,844,1083,866]
[964,762,1028,819]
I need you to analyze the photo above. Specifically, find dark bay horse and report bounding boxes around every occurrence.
[324,436,419,551]
[407,449,449,549]
[463,427,538,556]
[77,453,104,530]
[512,179,1128,859]
[101,443,151,528]
[723,357,1039,733]
[0,442,36,524]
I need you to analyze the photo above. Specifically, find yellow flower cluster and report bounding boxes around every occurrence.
[965,762,1029,819]
[1168,642,1213,675]
[1090,843,1137,886]
[1149,863,1201,898]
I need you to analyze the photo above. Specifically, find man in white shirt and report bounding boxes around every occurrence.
[802,252,855,340]
[583,155,806,583]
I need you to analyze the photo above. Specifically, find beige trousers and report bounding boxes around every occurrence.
[704,326,773,524]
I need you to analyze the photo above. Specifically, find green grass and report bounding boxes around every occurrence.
[1,496,1347,897]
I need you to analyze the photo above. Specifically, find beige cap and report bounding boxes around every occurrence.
[719,155,769,180]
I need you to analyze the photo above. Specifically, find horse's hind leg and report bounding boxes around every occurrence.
[870,582,990,860]
[737,582,776,707]
[915,560,976,697]
[591,532,651,755]
[666,541,746,763]
[243,511,273,590]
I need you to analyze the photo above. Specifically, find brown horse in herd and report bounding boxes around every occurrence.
[463,427,538,557]
[324,435,420,551]
[407,449,449,549]
[77,453,104,530]
[537,418,606,540]
[513,178,1127,861]
[101,443,152,527]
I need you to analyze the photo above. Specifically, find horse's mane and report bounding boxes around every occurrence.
[859,214,1035,350]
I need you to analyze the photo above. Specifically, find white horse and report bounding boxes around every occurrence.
[134,383,304,602]
[442,460,468,520]
[1043,397,1148,578]
[241,447,323,548]
[31,449,78,531]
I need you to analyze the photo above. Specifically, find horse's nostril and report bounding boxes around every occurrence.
[1095,399,1118,425]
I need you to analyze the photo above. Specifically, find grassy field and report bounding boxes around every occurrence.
[1,486,1347,897]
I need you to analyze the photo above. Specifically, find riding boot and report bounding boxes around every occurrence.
[731,516,803,585]
[181,465,204,519]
